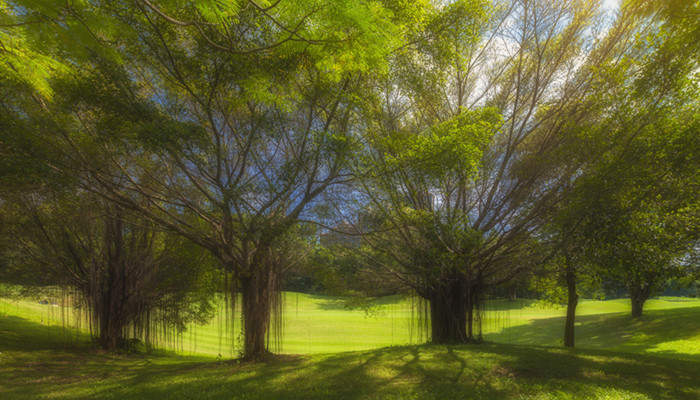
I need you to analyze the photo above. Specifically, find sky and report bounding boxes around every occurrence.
[602,0,620,13]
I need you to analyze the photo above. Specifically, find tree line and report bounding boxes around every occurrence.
[0,0,698,360]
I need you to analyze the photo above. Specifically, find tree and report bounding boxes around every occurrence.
[0,185,219,350]
[543,182,607,348]
[524,0,700,345]
[356,107,502,342]
[352,0,645,343]
[586,113,699,317]
[4,0,410,360]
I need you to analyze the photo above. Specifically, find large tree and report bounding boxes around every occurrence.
[357,107,502,342]
[0,71,217,350]
[351,0,651,343]
[4,192,217,350]
[3,0,413,360]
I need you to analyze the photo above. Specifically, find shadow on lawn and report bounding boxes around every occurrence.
[487,306,700,360]
[311,294,405,312]
[0,314,89,352]
[2,312,700,400]
[67,343,699,400]
[312,296,536,312]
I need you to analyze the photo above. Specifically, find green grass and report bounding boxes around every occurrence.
[2,294,699,357]
[483,298,700,358]
[0,316,698,399]
[1,294,699,399]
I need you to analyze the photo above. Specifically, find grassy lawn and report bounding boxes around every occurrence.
[3,293,698,357]
[485,298,700,358]
[1,294,699,399]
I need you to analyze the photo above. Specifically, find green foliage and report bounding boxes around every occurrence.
[543,0,700,311]
[378,107,499,180]
[152,239,220,332]
[529,257,604,307]
[574,109,699,302]
[0,0,132,97]
[360,107,501,289]
[0,1,68,97]
[0,283,45,300]
[305,1,403,81]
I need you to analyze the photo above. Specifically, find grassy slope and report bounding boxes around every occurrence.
[1,295,699,399]
[485,298,700,358]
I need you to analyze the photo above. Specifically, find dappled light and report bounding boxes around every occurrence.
[1,0,698,397]
[2,310,699,400]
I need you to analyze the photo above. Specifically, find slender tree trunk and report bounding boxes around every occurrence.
[564,256,577,348]
[240,268,274,361]
[466,297,473,340]
[429,274,468,343]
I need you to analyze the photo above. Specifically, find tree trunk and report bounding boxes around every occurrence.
[564,257,577,348]
[240,269,274,361]
[507,284,517,301]
[93,267,128,351]
[429,274,468,343]
[97,299,123,350]
[630,286,649,318]
[96,214,126,351]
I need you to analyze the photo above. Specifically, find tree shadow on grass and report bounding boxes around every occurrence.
[312,296,404,312]
[312,296,536,312]
[72,343,699,400]
[0,314,89,352]
[482,298,537,312]
[486,306,700,360]
[0,314,209,399]
[2,313,700,400]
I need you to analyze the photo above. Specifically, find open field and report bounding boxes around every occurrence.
[1,294,699,399]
